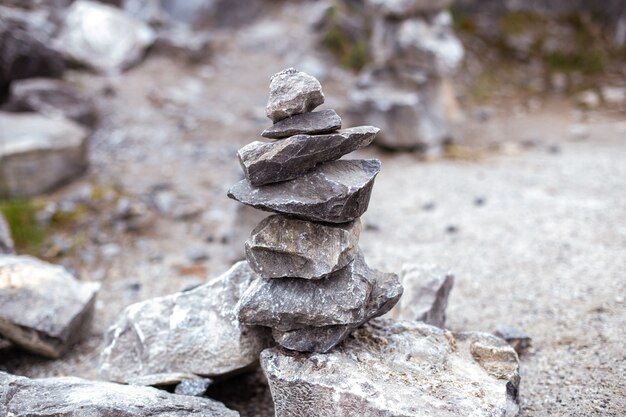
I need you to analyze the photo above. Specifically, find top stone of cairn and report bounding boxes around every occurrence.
[265,68,325,123]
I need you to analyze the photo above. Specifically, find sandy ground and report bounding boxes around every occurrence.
[1,3,625,416]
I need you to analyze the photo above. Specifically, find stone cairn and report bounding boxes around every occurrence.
[228,68,403,353]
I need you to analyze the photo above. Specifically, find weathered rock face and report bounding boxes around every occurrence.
[0,112,89,197]
[55,0,155,73]
[228,159,381,223]
[99,261,272,384]
[3,78,98,128]
[367,0,453,17]
[262,109,342,139]
[0,255,99,358]
[265,68,324,123]
[391,263,454,328]
[238,126,380,186]
[262,318,520,417]
[0,212,14,254]
[0,371,239,417]
[245,215,361,279]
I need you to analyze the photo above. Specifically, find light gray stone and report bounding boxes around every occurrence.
[367,0,453,17]
[0,212,14,254]
[126,372,199,387]
[0,112,89,197]
[0,371,238,417]
[175,378,213,397]
[99,261,272,383]
[54,0,155,73]
[261,318,520,417]
[391,263,454,327]
[238,126,379,186]
[266,68,324,123]
[261,109,342,139]
[227,159,381,223]
[245,215,361,279]
[0,255,99,358]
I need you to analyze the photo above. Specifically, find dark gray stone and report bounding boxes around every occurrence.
[227,159,381,224]
[261,318,520,417]
[174,378,213,397]
[245,215,361,279]
[494,326,532,356]
[266,68,324,123]
[261,109,342,139]
[0,212,14,254]
[0,371,238,417]
[238,126,379,186]
[0,255,99,358]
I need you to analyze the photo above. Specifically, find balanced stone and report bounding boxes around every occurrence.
[236,252,381,331]
[228,159,381,223]
[262,109,342,139]
[266,68,324,123]
[238,126,380,186]
[245,215,361,279]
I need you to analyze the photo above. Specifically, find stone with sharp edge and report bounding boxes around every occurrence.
[266,67,324,123]
[262,109,342,139]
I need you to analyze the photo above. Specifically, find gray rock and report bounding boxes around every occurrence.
[261,318,520,417]
[3,78,98,128]
[261,109,342,139]
[126,372,199,387]
[367,0,453,17]
[99,261,272,383]
[265,68,324,123]
[0,212,14,254]
[0,112,89,197]
[391,263,454,328]
[272,266,402,352]
[0,255,100,358]
[245,215,361,279]
[238,126,379,186]
[0,371,238,417]
[175,378,213,396]
[494,326,532,356]
[237,252,391,332]
[227,159,381,224]
[54,0,155,73]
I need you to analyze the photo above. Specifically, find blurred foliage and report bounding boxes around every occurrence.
[0,198,47,254]
[321,3,371,71]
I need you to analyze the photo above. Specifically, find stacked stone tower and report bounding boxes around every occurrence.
[228,68,402,353]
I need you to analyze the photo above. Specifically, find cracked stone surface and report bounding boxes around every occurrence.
[261,318,520,417]
[0,371,238,417]
[0,255,99,358]
[98,261,272,384]
[265,67,324,122]
[245,215,361,279]
[238,126,379,186]
[261,109,341,139]
[228,159,381,223]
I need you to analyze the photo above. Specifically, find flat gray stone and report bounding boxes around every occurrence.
[0,112,89,197]
[238,126,379,186]
[99,261,272,383]
[266,68,324,123]
[0,255,99,358]
[391,263,454,328]
[237,252,383,332]
[262,109,341,139]
[126,372,199,387]
[227,159,381,224]
[0,212,14,254]
[261,318,520,417]
[245,215,361,279]
[0,371,238,417]
[271,266,402,353]
[175,378,213,397]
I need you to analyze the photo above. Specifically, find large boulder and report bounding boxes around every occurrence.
[261,318,520,417]
[0,112,89,197]
[99,261,272,385]
[0,371,238,417]
[0,212,14,254]
[0,255,100,358]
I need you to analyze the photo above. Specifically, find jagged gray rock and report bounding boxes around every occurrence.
[175,378,213,397]
[238,126,379,186]
[99,261,272,383]
[391,263,454,327]
[228,159,381,223]
[266,68,324,123]
[0,255,99,358]
[262,318,520,417]
[0,212,14,254]
[236,252,393,332]
[262,109,341,139]
[271,267,402,352]
[0,371,238,417]
[245,215,361,279]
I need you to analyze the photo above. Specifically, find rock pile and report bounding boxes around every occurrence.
[348,0,464,153]
[228,68,402,353]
